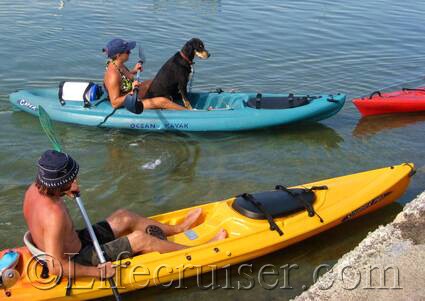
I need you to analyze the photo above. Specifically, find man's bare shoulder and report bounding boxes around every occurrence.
[24,184,67,226]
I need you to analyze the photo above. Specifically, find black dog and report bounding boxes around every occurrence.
[144,38,210,109]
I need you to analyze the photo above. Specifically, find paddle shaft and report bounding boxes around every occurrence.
[133,60,143,96]
[74,194,121,301]
[133,46,145,96]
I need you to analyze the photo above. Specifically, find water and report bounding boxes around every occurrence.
[1,0,425,299]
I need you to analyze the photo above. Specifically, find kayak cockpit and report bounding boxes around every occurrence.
[187,92,319,110]
[245,94,319,109]
[188,92,248,110]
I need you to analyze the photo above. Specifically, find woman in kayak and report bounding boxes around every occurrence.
[23,150,226,279]
[103,38,187,112]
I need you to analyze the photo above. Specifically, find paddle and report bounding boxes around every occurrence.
[37,106,122,301]
[133,46,146,98]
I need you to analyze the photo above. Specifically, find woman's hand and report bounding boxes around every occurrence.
[132,63,143,74]
[131,80,141,93]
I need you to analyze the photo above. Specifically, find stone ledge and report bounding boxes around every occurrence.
[293,191,425,301]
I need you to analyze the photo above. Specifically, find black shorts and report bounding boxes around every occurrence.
[73,221,133,266]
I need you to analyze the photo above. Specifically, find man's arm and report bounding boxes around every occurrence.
[43,215,115,279]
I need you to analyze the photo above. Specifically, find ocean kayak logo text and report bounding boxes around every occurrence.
[342,191,392,222]
[17,99,37,111]
[130,123,189,130]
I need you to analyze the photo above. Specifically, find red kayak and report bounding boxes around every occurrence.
[353,87,425,117]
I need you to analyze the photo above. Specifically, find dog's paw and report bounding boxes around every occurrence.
[184,101,193,110]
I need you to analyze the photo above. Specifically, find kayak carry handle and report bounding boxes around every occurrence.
[403,163,416,177]
[255,93,262,109]
[402,88,425,93]
[326,95,339,103]
[369,91,382,99]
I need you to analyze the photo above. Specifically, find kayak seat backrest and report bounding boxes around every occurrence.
[232,189,315,219]
[188,93,248,110]
[23,231,47,260]
[246,95,314,109]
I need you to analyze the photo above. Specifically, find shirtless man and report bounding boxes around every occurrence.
[23,150,227,279]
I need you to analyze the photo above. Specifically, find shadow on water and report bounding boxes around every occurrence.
[100,202,402,301]
[353,112,425,138]
[188,122,344,149]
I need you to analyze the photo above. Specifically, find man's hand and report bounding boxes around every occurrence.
[64,179,80,198]
[97,262,116,279]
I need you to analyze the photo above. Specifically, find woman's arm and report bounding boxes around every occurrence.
[104,71,128,109]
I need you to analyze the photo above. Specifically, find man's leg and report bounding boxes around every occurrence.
[126,228,227,254]
[106,208,202,238]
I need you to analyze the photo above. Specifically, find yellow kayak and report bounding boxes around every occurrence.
[0,163,415,301]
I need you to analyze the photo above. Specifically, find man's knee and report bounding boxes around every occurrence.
[109,209,135,227]
[128,230,153,253]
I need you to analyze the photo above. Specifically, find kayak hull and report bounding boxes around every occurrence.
[9,88,345,132]
[353,88,425,117]
[0,163,414,300]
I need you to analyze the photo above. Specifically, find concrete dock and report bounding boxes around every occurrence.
[294,191,425,301]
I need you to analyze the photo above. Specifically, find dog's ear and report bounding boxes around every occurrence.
[191,38,204,51]
[182,39,194,56]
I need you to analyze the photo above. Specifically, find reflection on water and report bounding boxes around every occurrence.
[353,113,425,138]
[190,122,343,146]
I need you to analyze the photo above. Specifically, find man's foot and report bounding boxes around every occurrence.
[209,229,228,242]
[178,208,202,232]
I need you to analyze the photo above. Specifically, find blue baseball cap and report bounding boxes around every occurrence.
[103,38,136,58]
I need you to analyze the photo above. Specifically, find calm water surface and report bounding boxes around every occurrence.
[1,0,425,300]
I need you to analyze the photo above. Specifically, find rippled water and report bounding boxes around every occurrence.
[1,0,425,300]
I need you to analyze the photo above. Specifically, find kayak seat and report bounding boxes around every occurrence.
[232,189,315,219]
[246,95,315,109]
[23,232,50,279]
[23,232,47,260]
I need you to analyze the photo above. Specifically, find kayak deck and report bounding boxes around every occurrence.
[2,163,414,301]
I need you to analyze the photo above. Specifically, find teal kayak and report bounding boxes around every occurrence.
[9,87,345,132]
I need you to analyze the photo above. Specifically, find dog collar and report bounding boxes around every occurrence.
[179,51,193,65]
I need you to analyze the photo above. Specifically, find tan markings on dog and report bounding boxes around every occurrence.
[195,50,210,59]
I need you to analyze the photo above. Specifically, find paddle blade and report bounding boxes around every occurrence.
[38,106,63,152]
[138,46,146,64]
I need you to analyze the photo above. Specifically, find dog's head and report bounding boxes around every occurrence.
[182,38,210,60]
